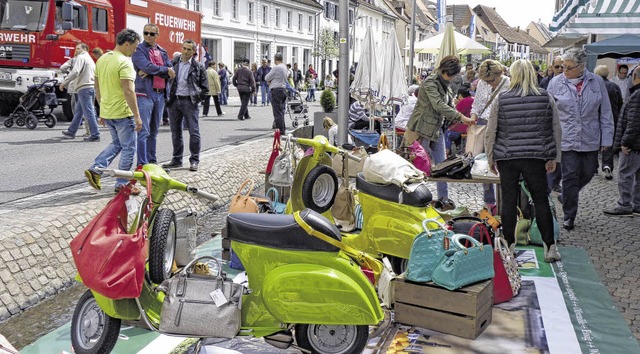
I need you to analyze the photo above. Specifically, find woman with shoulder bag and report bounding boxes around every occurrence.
[469,60,511,209]
[406,56,475,210]
[485,59,562,263]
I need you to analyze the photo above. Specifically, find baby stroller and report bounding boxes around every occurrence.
[286,91,309,128]
[4,79,60,129]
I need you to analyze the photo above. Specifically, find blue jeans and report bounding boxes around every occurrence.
[220,83,228,105]
[168,98,200,164]
[68,88,99,138]
[560,150,598,221]
[261,82,271,104]
[306,88,315,101]
[90,117,137,188]
[137,91,165,164]
[421,132,448,199]
[444,130,462,150]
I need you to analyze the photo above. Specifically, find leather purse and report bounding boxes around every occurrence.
[70,170,152,300]
[229,179,259,213]
[470,153,500,181]
[269,135,293,187]
[265,130,281,174]
[405,219,454,283]
[159,256,245,338]
[431,234,495,291]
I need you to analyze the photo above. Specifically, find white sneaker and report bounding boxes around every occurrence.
[544,243,561,263]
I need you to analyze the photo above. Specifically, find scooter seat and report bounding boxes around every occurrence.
[226,209,341,252]
[356,173,432,207]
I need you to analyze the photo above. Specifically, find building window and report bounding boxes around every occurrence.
[324,2,330,19]
[275,8,280,27]
[232,0,238,20]
[187,0,200,11]
[248,2,254,23]
[298,13,302,32]
[333,4,339,21]
[308,15,313,33]
[287,11,292,30]
[262,5,268,26]
[213,0,220,17]
[349,9,353,25]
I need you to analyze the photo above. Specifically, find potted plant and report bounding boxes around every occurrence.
[320,88,335,113]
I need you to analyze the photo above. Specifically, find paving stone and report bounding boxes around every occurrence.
[6,282,20,296]
[0,251,13,262]
[6,262,19,274]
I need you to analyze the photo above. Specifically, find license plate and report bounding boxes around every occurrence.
[0,72,11,81]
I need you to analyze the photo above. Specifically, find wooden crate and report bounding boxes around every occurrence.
[393,277,493,339]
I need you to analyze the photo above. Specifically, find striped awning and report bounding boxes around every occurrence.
[555,0,640,35]
[549,0,589,32]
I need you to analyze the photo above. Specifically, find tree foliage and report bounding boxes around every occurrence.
[313,27,339,61]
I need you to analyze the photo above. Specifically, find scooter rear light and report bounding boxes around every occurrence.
[361,267,375,285]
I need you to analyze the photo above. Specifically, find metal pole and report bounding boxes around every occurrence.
[337,0,349,145]
[408,0,416,85]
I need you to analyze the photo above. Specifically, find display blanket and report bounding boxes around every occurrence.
[21,243,639,354]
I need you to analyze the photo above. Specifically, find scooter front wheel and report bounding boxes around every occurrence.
[71,290,121,354]
[149,208,177,284]
[302,165,338,213]
[295,324,368,354]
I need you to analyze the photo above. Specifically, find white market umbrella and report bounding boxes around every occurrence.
[350,25,380,106]
[378,27,408,108]
[413,29,490,55]
[437,22,458,67]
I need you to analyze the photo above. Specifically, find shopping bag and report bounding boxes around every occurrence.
[431,234,495,291]
[70,170,152,299]
[464,124,487,156]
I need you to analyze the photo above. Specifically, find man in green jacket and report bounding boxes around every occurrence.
[407,55,473,209]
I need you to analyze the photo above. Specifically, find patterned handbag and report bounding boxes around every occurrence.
[405,219,453,283]
[431,234,495,291]
[495,236,521,298]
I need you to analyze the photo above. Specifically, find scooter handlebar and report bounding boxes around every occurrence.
[96,168,136,179]
[186,187,220,202]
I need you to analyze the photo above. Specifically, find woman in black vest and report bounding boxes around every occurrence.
[485,59,562,263]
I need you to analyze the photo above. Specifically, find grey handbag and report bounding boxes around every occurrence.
[269,135,293,187]
[158,256,244,338]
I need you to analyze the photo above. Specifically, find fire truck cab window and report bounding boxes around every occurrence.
[1,0,50,32]
[92,8,107,32]
[55,2,87,30]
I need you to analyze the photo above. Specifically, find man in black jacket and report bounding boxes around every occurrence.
[162,39,208,172]
[595,65,624,180]
[604,68,640,216]
[233,58,256,121]
[540,56,563,90]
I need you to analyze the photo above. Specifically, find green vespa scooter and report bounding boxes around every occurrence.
[71,168,384,354]
[285,135,443,273]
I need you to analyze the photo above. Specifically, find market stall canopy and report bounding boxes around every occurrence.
[585,34,640,70]
[550,0,640,35]
[412,30,490,55]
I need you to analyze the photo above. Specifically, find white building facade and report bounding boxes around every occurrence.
[184,0,322,70]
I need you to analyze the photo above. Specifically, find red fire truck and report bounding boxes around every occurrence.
[0,0,201,118]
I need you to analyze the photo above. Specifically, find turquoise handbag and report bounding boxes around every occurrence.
[266,187,287,214]
[431,234,495,291]
[405,219,453,283]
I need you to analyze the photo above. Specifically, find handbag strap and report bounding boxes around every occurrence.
[468,222,492,246]
[478,78,507,117]
[266,187,279,205]
[452,234,485,254]
[293,211,383,282]
[236,179,255,198]
[272,130,281,151]
[137,169,153,222]
[378,134,389,151]
[282,134,291,153]
[181,255,223,278]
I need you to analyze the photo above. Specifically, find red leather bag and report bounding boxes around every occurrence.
[70,170,152,299]
[265,130,281,174]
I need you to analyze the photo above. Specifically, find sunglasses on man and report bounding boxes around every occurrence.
[143,31,157,36]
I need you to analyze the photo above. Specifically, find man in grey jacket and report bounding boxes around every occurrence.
[547,48,614,230]
[60,43,100,142]
[265,53,288,134]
